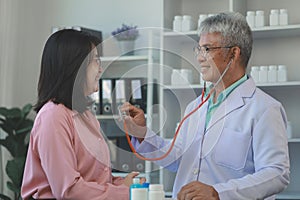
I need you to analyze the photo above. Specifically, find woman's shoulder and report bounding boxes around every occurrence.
[32,101,76,136]
[36,101,75,122]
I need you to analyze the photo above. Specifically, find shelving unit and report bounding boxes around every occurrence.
[163,24,300,39]
[97,30,158,183]
[100,55,148,62]
[163,81,300,90]
[96,115,119,120]
[158,0,300,198]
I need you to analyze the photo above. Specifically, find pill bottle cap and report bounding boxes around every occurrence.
[280,9,288,14]
[260,66,268,70]
[270,9,279,14]
[149,184,164,191]
[142,183,150,188]
[278,65,287,70]
[183,15,192,20]
[269,65,277,70]
[256,10,264,15]
[247,11,255,16]
[199,14,207,18]
[174,16,182,20]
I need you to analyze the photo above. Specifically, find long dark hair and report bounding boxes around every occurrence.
[35,29,100,113]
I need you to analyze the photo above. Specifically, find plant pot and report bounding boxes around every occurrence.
[118,40,135,56]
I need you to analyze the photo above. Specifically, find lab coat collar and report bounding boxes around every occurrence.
[207,76,256,130]
[201,77,256,158]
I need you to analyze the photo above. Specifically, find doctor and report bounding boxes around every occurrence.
[121,12,290,200]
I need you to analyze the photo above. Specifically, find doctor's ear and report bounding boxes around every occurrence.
[231,54,235,60]
[230,46,240,60]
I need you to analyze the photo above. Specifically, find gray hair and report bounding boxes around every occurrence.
[199,12,253,68]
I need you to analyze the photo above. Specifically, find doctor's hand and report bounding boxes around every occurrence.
[177,181,220,200]
[119,102,147,142]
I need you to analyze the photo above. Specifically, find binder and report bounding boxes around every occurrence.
[114,79,126,114]
[128,78,158,113]
[100,77,158,115]
[100,79,113,115]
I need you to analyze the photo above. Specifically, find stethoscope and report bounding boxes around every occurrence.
[124,58,233,162]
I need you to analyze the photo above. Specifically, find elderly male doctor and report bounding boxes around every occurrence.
[121,12,290,200]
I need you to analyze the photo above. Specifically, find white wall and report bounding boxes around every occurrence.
[0,0,162,196]
[0,0,162,108]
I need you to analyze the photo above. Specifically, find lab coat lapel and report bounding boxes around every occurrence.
[206,91,245,131]
[185,98,208,149]
[201,80,252,158]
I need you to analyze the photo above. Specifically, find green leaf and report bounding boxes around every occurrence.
[4,108,21,119]
[0,107,9,117]
[7,181,19,194]
[22,104,32,118]
[0,122,14,135]
[15,119,33,135]
[0,104,33,199]
[0,135,18,157]
[6,157,26,188]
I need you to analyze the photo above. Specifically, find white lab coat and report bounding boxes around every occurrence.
[132,77,290,200]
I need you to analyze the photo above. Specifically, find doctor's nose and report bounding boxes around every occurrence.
[196,53,207,64]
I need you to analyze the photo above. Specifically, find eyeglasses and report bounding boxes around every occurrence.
[193,45,233,57]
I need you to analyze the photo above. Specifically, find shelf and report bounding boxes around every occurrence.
[96,115,119,120]
[163,30,199,41]
[252,24,300,39]
[276,191,300,199]
[163,81,300,90]
[164,30,199,37]
[256,81,300,87]
[163,84,202,90]
[288,138,300,143]
[100,55,148,62]
[163,24,300,40]
[112,172,146,178]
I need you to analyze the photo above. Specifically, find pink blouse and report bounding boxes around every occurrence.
[21,101,129,200]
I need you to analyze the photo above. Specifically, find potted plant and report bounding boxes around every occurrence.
[0,104,34,200]
[111,24,139,55]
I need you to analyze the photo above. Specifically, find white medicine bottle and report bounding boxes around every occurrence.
[277,65,287,82]
[149,184,164,200]
[269,9,279,26]
[279,9,288,25]
[198,14,207,30]
[268,65,277,82]
[182,15,194,32]
[173,15,182,32]
[259,66,268,83]
[246,11,255,28]
[250,66,260,83]
[255,10,265,27]
[171,69,181,85]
